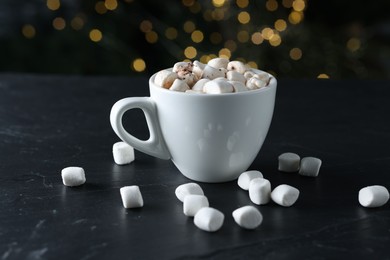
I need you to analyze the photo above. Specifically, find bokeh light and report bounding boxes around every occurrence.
[191,30,204,43]
[132,58,146,72]
[238,11,250,24]
[22,24,36,39]
[236,0,249,8]
[46,0,60,11]
[89,29,103,42]
[184,46,197,59]
[52,17,66,30]
[289,47,302,60]
[165,27,178,40]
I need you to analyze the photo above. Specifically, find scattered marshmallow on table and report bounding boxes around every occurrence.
[61,167,86,187]
[232,206,263,229]
[271,184,300,207]
[113,141,135,165]
[194,207,225,232]
[183,195,209,217]
[358,185,389,208]
[175,183,204,202]
[237,170,263,190]
[278,152,300,173]
[120,185,144,209]
[249,178,271,205]
[299,157,322,177]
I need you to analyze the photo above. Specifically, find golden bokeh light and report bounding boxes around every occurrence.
[224,40,237,52]
[140,20,153,33]
[236,0,249,8]
[317,73,330,79]
[184,46,197,59]
[212,0,226,7]
[210,32,223,44]
[183,21,196,33]
[52,17,66,30]
[22,24,36,39]
[251,32,263,45]
[182,0,195,7]
[132,58,146,72]
[292,0,306,12]
[269,34,282,46]
[200,55,212,63]
[47,0,60,11]
[165,27,178,40]
[189,2,201,13]
[237,11,250,24]
[266,0,278,11]
[212,9,225,21]
[219,48,231,59]
[347,38,361,52]
[247,61,258,69]
[71,16,84,30]
[89,29,103,42]
[191,30,204,43]
[275,19,287,32]
[237,30,249,43]
[105,0,118,11]
[95,1,107,14]
[261,27,274,40]
[145,31,158,43]
[288,11,303,24]
[289,47,302,60]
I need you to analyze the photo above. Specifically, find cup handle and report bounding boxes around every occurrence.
[110,97,171,160]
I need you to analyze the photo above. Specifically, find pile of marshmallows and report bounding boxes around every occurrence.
[60,144,390,233]
[153,58,271,94]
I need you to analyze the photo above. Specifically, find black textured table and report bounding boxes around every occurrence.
[1,74,389,259]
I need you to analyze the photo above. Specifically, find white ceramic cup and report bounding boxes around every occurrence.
[110,69,277,183]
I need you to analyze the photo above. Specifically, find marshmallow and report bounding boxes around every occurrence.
[192,78,210,92]
[194,207,224,232]
[169,79,190,92]
[192,60,205,78]
[226,71,246,84]
[278,152,300,172]
[229,81,249,92]
[201,65,225,80]
[237,170,263,190]
[299,157,322,177]
[183,195,209,217]
[113,141,135,165]
[175,183,204,202]
[271,184,300,207]
[232,206,263,229]
[244,70,255,79]
[120,186,144,208]
[249,178,271,205]
[203,80,233,94]
[173,62,193,73]
[227,61,246,74]
[154,70,177,89]
[246,77,266,90]
[359,185,389,208]
[253,71,270,84]
[207,57,229,69]
[177,71,198,87]
[61,167,86,187]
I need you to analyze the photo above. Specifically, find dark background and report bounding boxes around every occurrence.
[1,0,389,78]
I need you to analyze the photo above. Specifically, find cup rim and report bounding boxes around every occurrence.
[149,68,277,97]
